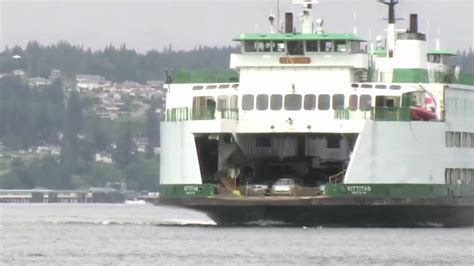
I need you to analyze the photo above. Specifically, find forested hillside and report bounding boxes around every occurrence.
[0,41,240,83]
[0,76,160,190]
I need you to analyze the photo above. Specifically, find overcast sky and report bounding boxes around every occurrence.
[1,0,473,53]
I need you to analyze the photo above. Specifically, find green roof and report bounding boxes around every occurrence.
[233,33,365,42]
[428,49,456,56]
[371,49,387,56]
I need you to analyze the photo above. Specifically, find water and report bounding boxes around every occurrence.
[1,204,473,265]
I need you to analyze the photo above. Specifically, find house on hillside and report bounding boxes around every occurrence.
[76,74,111,91]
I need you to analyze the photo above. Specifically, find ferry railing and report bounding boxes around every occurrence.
[329,170,346,184]
[373,107,411,121]
[220,108,239,120]
[166,107,239,121]
[334,108,373,120]
[334,107,411,122]
[192,107,216,120]
[166,107,189,122]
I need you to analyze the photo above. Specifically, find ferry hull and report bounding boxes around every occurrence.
[159,197,474,227]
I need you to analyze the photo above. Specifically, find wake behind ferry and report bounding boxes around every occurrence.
[159,0,474,226]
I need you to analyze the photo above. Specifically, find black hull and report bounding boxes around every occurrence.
[159,196,474,227]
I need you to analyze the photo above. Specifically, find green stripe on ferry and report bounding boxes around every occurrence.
[325,184,474,198]
[160,184,215,198]
[393,68,429,83]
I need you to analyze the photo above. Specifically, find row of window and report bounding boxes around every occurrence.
[241,94,375,111]
[243,40,362,55]
[191,83,401,91]
[192,84,239,90]
[351,84,401,90]
[446,131,474,148]
[445,168,474,185]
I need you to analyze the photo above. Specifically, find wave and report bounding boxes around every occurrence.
[40,219,217,227]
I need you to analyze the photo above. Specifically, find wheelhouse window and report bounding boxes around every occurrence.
[332,94,345,110]
[318,94,330,110]
[304,95,316,110]
[273,41,285,53]
[320,40,333,52]
[306,41,319,52]
[256,94,269,110]
[351,41,361,53]
[242,94,254,110]
[284,94,302,110]
[244,41,257,52]
[334,40,347,52]
[270,94,283,110]
[349,95,358,111]
[359,95,372,111]
[287,41,304,55]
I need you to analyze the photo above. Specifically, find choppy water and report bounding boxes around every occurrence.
[0,204,473,265]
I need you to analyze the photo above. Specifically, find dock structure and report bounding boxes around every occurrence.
[0,188,125,203]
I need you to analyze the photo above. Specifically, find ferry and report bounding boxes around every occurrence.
[158,0,474,226]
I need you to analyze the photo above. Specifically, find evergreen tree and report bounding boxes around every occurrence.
[60,90,84,179]
[113,121,137,169]
[145,104,159,158]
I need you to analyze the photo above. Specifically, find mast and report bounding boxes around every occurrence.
[378,0,399,57]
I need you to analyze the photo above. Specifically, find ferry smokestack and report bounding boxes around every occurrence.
[285,12,293,33]
[409,14,418,33]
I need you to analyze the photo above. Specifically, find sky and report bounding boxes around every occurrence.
[0,0,473,53]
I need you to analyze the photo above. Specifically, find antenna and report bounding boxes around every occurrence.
[353,11,358,35]
[378,0,399,24]
[277,0,280,33]
[378,0,399,58]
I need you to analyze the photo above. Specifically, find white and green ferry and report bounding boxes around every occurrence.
[159,0,474,226]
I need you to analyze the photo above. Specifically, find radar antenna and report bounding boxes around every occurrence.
[378,0,399,24]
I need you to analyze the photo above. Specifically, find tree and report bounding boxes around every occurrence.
[60,90,84,178]
[113,121,137,169]
[125,158,159,191]
[145,104,160,158]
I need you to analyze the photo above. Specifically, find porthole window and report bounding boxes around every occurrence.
[284,95,302,110]
[318,94,330,110]
[242,94,254,110]
[304,95,316,110]
[270,95,283,110]
[332,94,345,110]
[256,94,269,110]
[349,95,358,111]
[359,95,372,111]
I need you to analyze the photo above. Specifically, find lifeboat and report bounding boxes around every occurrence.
[410,106,437,121]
